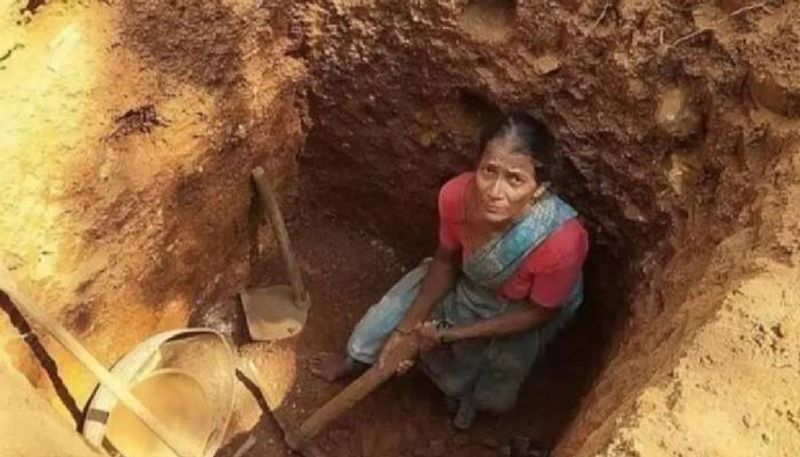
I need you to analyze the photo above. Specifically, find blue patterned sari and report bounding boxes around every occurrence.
[347,193,583,412]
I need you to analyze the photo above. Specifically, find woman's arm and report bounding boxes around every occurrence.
[377,244,459,368]
[441,223,587,343]
[439,304,557,343]
[397,244,460,330]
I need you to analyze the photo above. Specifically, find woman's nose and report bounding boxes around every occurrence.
[487,179,503,200]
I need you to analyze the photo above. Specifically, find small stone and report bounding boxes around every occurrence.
[749,66,800,119]
[532,53,561,76]
[656,87,701,139]
[453,433,469,446]
[429,439,447,457]
[235,124,247,139]
[665,153,698,196]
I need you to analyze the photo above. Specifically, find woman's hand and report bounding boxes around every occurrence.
[378,321,443,375]
[377,329,418,374]
[415,321,442,353]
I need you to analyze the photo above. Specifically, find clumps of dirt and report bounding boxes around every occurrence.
[19,0,46,15]
[120,0,246,89]
[105,104,167,140]
[746,10,800,119]
[458,0,518,43]
[750,68,800,119]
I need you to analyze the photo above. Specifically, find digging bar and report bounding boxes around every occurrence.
[241,360,326,457]
[285,336,419,453]
[0,265,198,457]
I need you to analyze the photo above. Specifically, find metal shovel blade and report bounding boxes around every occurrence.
[240,285,308,341]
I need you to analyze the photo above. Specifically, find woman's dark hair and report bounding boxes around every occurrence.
[479,113,555,177]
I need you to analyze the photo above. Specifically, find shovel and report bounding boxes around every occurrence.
[240,167,312,341]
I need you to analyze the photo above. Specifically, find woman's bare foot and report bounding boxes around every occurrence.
[309,352,359,382]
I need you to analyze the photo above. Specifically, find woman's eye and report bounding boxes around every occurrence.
[508,175,522,185]
[482,165,498,176]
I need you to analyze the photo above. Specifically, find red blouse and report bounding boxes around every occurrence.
[438,173,588,308]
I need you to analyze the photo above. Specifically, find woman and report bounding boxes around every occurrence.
[311,113,588,429]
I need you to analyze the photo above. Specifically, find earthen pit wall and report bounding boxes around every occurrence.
[0,0,307,415]
[296,1,800,455]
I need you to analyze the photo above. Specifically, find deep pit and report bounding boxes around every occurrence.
[2,1,800,456]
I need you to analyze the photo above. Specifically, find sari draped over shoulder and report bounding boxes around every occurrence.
[347,194,583,412]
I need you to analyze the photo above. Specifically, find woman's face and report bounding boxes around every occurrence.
[474,142,538,225]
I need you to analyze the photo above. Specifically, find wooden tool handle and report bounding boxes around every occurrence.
[0,266,197,457]
[251,167,310,310]
[242,361,326,457]
[288,337,418,450]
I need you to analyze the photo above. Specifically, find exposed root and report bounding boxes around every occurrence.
[589,2,613,34]
[670,1,771,48]
[729,1,771,16]
[671,28,713,47]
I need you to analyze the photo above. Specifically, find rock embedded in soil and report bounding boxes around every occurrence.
[532,54,562,76]
[656,87,702,139]
[749,67,800,119]
[457,0,517,44]
[745,16,800,119]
